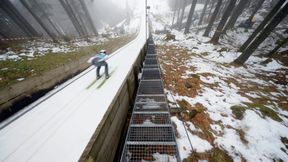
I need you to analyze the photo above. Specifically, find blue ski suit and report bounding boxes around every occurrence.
[92,52,109,78]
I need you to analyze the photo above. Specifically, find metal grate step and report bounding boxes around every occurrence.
[135,95,166,103]
[144,58,158,65]
[138,81,164,95]
[145,55,157,59]
[131,113,171,125]
[143,65,159,69]
[127,126,175,142]
[134,103,168,112]
[121,143,179,162]
[147,45,156,54]
[141,69,161,80]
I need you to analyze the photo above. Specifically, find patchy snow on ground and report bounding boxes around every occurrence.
[153,2,288,161]
[171,116,213,160]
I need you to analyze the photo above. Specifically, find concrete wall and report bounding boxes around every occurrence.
[78,45,146,162]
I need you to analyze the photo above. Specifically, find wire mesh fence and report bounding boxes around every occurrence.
[135,95,166,103]
[138,81,164,95]
[131,112,171,125]
[121,143,180,162]
[144,58,158,65]
[141,69,161,80]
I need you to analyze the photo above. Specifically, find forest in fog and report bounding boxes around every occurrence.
[0,0,133,41]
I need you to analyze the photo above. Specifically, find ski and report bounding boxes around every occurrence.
[86,75,104,89]
[96,68,117,89]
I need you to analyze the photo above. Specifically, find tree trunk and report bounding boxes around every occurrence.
[0,30,8,38]
[267,37,288,57]
[20,0,56,40]
[234,2,288,65]
[176,0,182,26]
[30,0,63,37]
[198,0,210,26]
[69,0,89,36]
[79,0,98,36]
[203,0,222,37]
[184,0,197,34]
[210,0,236,44]
[206,0,215,23]
[171,0,178,28]
[0,0,39,37]
[222,0,247,32]
[247,0,265,22]
[178,0,187,29]
[216,0,228,21]
[59,0,84,36]
[239,0,285,52]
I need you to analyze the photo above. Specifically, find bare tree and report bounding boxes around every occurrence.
[79,0,98,36]
[267,37,288,57]
[0,7,28,38]
[59,0,84,36]
[184,0,197,34]
[210,0,237,44]
[198,0,210,26]
[216,0,228,21]
[0,0,39,37]
[30,0,64,37]
[178,0,187,29]
[171,0,178,28]
[222,0,247,32]
[69,0,89,36]
[203,0,223,37]
[206,0,216,23]
[239,0,285,52]
[234,2,288,65]
[20,0,57,41]
[247,0,265,23]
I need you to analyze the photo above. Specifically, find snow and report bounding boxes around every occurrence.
[152,1,288,160]
[0,37,107,62]
[16,78,25,81]
[215,110,288,162]
[171,116,212,160]
[0,1,147,161]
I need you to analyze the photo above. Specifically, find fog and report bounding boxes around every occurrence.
[0,0,162,40]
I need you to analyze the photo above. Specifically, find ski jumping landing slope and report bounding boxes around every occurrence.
[0,13,147,162]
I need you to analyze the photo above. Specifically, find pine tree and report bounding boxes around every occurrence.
[184,0,198,34]
[59,0,85,36]
[198,0,210,26]
[30,0,63,37]
[239,0,285,52]
[234,2,288,65]
[206,0,215,24]
[171,0,178,28]
[0,0,39,37]
[222,0,247,32]
[267,37,288,57]
[216,0,228,21]
[69,0,89,36]
[20,0,57,40]
[178,0,187,29]
[247,0,265,23]
[203,0,222,37]
[210,0,236,44]
[79,0,98,36]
